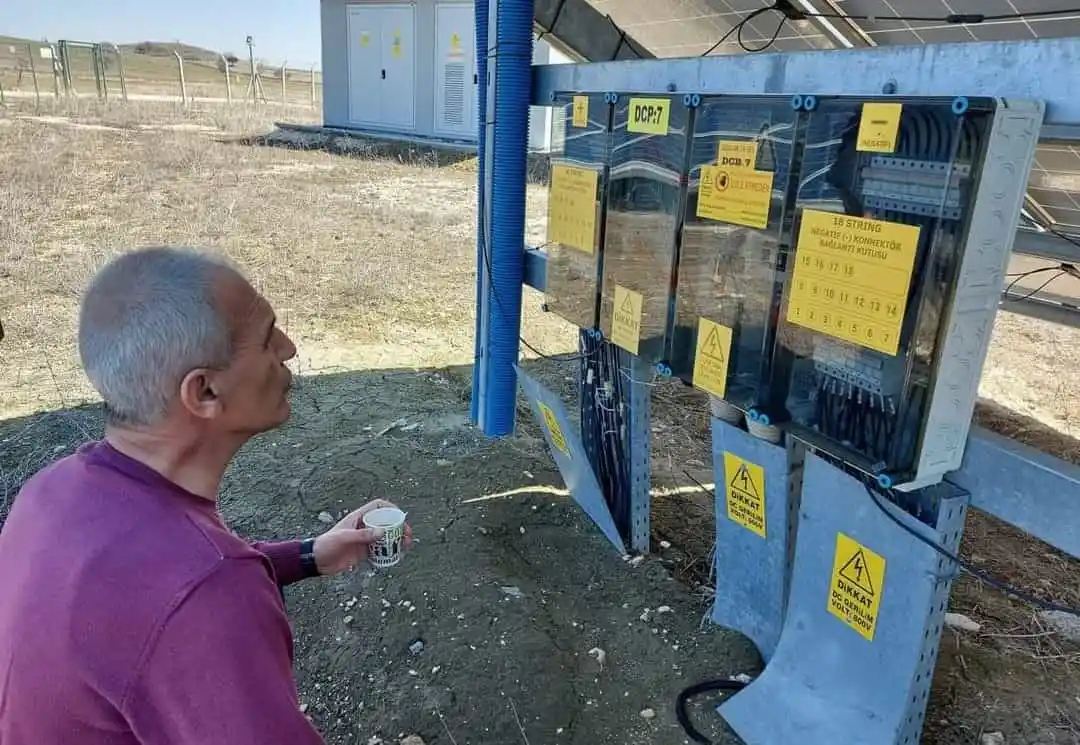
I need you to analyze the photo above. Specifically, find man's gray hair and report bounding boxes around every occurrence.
[78,247,239,426]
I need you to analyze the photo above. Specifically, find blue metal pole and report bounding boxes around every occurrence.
[469,0,489,425]
[474,0,531,437]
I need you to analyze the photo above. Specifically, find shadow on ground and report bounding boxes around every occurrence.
[223,123,554,185]
[0,361,759,745]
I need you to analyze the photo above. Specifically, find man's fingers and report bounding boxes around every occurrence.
[345,527,384,543]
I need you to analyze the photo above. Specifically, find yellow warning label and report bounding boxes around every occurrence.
[786,209,921,356]
[572,95,589,128]
[717,140,758,171]
[697,166,773,229]
[827,533,886,641]
[392,32,402,57]
[692,317,732,398]
[627,97,670,136]
[548,164,598,254]
[723,453,766,538]
[610,285,644,354]
[538,402,571,457]
[450,32,461,50]
[856,102,902,153]
[360,32,370,47]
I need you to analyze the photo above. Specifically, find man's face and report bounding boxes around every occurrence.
[200,272,297,437]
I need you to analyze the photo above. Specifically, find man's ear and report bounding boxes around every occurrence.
[179,368,223,420]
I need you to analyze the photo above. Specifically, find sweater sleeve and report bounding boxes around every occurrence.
[251,539,307,586]
[122,557,325,745]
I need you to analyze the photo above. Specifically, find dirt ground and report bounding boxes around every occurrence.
[1,98,1079,744]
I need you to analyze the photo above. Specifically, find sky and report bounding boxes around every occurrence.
[1,0,322,69]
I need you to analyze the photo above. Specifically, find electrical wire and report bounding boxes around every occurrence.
[703,1,1080,56]
[863,482,1080,617]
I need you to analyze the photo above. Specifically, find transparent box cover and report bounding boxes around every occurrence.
[543,92,611,330]
[669,96,799,411]
[598,94,691,362]
[768,96,995,482]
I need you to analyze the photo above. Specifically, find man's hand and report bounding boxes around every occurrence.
[312,499,413,575]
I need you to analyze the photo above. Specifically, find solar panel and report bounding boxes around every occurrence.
[585,0,838,57]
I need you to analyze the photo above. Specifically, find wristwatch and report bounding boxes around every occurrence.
[299,538,320,578]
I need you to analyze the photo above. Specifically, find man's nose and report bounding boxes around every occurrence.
[277,330,297,361]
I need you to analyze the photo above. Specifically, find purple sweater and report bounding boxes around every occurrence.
[0,440,326,744]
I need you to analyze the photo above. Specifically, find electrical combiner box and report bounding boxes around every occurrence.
[768,95,1043,490]
[670,95,801,413]
[543,92,612,331]
[598,94,691,363]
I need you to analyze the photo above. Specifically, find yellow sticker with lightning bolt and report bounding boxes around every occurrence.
[827,533,887,641]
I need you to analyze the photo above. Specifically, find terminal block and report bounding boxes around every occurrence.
[669,95,801,411]
[598,94,691,363]
[768,95,1042,489]
[542,92,612,330]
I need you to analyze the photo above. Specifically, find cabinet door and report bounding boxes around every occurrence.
[346,5,383,127]
[434,3,476,137]
[380,5,416,129]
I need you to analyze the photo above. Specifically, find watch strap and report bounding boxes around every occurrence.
[299,538,319,578]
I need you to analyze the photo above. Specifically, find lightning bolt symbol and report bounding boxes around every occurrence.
[853,555,865,582]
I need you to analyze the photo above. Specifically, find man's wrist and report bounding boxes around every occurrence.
[299,537,320,578]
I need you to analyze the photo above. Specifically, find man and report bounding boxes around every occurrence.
[0,247,410,744]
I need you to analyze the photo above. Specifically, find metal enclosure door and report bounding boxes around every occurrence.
[380,5,416,129]
[346,4,383,127]
[433,2,476,138]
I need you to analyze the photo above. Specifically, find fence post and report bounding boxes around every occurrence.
[109,43,127,102]
[172,50,187,106]
[220,54,232,103]
[310,63,316,108]
[50,44,61,99]
[280,61,287,105]
[27,44,40,110]
[93,44,107,102]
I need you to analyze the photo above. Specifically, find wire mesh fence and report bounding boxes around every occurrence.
[0,39,322,109]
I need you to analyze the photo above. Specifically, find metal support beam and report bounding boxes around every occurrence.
[1012,228,1080,263]
[532,38,1080,131]
[533,0,654,62]
[949,426,1080,558]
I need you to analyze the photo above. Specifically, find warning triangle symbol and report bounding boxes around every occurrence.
[839,550,875,596]
[619,292,636,314]
[729,463,759,498]
[702,327,726,361]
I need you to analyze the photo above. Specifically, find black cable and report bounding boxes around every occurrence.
[676,678,748,745]
[706,2,1080,57]
[864,482,1080,617]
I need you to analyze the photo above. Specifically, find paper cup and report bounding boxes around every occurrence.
[362,506,407,568]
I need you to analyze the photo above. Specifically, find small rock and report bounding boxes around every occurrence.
[318,512,335,524]
[980,733,1005,745]
[628,555,645,567]
[640,708,656,720]
[659,540,672,549]
[944,613,981,633]
[1040,610,1080,643]
[524,470,534,479]
[437,459,452,467]
[408,639,425,655]
[400,737,425,745]
[382,599,392,608]
[657,605,673,614]
[730,673,754,684]
[519,526,526,535]
[588,647,606,669]
[501,586,525,599]
[344,615,354,625]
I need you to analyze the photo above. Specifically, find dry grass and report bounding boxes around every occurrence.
[0,99,574,425]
